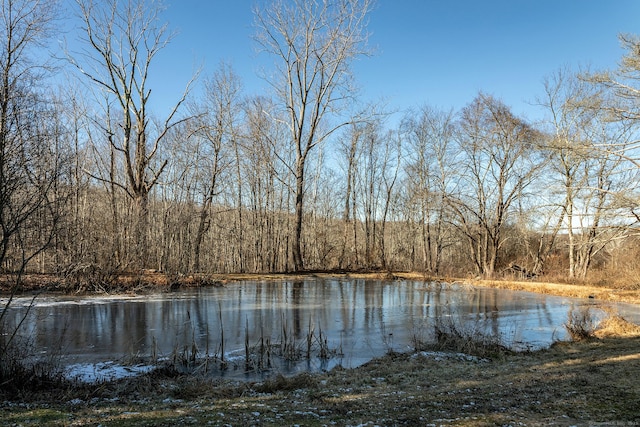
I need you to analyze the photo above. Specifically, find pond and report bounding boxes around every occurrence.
[3,278,640,381]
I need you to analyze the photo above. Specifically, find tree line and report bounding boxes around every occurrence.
[2,0,640,288]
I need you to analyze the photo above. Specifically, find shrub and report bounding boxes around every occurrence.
[432,316,511,358]
[0,334,68,397]
[564,306,597,341]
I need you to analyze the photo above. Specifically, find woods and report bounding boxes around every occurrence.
[3,0,640,285]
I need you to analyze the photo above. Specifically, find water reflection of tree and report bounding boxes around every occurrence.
[292,281,303,337]
[12,279,609,367]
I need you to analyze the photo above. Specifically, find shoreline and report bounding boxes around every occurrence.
[2,270,640,305]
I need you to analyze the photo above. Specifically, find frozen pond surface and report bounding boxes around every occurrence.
[3,278,640,381]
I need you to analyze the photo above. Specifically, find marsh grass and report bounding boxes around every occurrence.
[0,298,74,399]
[434,319,512,358]
[150,313,343,376]
[0,333,70,398]
[166,317,203,372]
[564,305,598,341]
[410,314,512,359]
[243,317,341,371]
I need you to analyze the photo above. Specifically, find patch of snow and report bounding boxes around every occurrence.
[411,351,489,363]
[293,410,319,418]
[65,361,155,383]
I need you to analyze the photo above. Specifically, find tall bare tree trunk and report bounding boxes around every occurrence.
[292,160,305,271]
[254,0,372,272]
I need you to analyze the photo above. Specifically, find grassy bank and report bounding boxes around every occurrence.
[468,277,640,305]
[1,316,640,426]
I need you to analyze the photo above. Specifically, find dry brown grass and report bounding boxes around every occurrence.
[595,313,640,338]
[467,277,640,305]
[3,331,639,426]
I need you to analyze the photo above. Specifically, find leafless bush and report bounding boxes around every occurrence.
[564,305,598,341]
[0,327,68,397]
[428,315,511,359]
[60,263,120,293]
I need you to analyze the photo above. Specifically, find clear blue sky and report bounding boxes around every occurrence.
[148,0,640,123]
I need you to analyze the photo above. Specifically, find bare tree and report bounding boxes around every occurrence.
[548,62,640,280]
[377,128,401,270]
[0,0,59,270]
[359,121,382,267]
[254,0,372,271]
[339,118,400,270]
[70,0,195,269]
[242,95,292,272]
[588,34,640,146]
[0,0,63,379]
[538,69,607,278]
[189,64,241,272]
[402,105,456,274]
[337,122,363,269]
[451,94,544,278]
[586,34,640,228]
[53,87,93,270]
